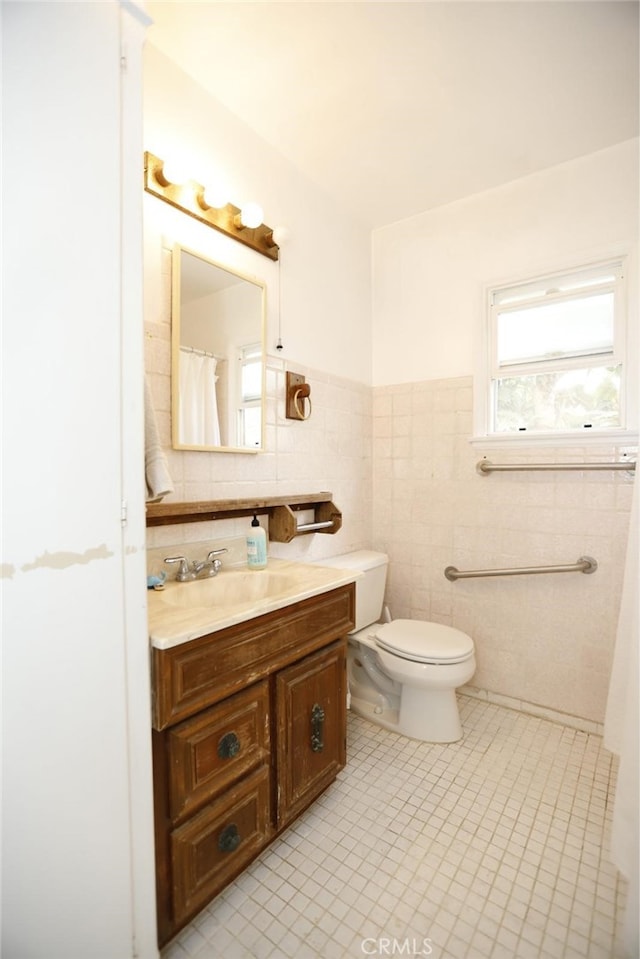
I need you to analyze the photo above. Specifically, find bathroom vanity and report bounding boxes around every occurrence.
[149,562,356,946]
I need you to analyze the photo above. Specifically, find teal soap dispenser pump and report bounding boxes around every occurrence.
[246,514,267,569]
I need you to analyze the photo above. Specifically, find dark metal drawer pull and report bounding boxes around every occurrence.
[218,823,241,853]
[311,703,325,753]
[217,732,240,759]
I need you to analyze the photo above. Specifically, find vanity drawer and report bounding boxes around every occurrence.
[170,766,271,927]
[153,584,355,729]
[167,681,270,822]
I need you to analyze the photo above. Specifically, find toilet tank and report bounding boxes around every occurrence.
[316,550,388,631]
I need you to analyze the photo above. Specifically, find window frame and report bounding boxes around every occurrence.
[235,342,264,449]
[472,252,637,448]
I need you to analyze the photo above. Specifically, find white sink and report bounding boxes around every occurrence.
[157,569,301,610]
[148,558,361,650]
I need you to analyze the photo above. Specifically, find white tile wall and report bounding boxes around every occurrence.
[372,377,636,725]
[144,246,373,565]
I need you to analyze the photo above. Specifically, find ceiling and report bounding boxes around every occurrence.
[181,247,245,301]
[145,1,639,229]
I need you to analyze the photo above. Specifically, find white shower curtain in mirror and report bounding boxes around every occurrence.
[179,349,221,446]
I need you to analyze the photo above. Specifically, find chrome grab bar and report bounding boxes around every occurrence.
[444,555,598,582]
[477,459,635,475]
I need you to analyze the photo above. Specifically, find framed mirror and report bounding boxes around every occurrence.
[171,245,266,452]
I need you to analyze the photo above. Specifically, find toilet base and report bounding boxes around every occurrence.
[399,685,463,743]
[350,694,400,735]
[350,686,463,744]
[348,640,468,743]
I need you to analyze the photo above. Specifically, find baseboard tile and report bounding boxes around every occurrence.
[459,684,604,736]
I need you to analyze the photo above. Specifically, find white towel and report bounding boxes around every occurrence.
[144,376,174,502]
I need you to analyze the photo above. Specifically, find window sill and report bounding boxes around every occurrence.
[470,428,638,451]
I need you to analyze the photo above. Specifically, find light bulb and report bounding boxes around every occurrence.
[202,183,230,209]
[272,225,290,246]
[160,158,189,186]
[240,203,264,229]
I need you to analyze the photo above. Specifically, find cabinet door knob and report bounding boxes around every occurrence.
[311,703,325,753]
[217,732,241,759]
[218,823,241,853]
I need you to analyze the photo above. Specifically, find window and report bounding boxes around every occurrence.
[236,343,263,448]
[482,258,630,440]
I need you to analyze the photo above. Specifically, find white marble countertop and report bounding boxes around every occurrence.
[148,558,360,650]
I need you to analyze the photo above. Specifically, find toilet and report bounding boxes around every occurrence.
[319,551,476,743]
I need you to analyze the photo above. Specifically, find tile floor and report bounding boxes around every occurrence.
[162,697,627,959]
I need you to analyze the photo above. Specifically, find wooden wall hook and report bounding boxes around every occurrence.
[286,371,312,420]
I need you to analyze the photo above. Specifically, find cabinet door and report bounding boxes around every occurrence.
[276,640,346,827]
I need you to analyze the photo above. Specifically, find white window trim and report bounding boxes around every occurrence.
[472,249,638,449]
[235,342,264,449]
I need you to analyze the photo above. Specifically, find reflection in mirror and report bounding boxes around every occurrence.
[172,245,266,452]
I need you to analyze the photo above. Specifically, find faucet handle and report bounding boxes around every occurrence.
[205,548,227,577]
[164,555,195,582]
[207,548,228,562]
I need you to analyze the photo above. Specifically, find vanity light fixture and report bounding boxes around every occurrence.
[143,151,279,262]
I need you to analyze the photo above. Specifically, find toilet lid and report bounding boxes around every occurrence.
[374,619,474,665]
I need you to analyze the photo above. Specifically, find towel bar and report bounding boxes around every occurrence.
[444,556,598,581]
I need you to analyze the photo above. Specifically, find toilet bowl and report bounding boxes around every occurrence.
[351,620,475,742]
[317,551,476,743]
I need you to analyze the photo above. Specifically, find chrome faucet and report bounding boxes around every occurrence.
[164,556,195,582]
[165,548,228,582]
[205,546,229,576]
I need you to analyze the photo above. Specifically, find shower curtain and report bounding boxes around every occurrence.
[604,471,639,957]
[179,349,221,447]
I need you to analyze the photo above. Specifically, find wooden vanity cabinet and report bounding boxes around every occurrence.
[151,584,353,947]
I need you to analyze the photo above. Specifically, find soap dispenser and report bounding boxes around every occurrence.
[246,514,267,569]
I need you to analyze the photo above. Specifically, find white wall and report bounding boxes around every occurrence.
[144,45,372,385]
[143,46,374,565]
[2,4,157,957]
[373,139,639,386]
[371,142,638,724]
